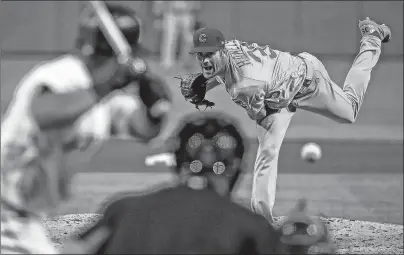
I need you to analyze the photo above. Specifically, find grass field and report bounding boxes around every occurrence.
[55,172,403,225]
[53,138,403,225]
[1,56,403,227]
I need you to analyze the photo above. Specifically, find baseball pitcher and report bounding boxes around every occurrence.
[1,3,171,253]
[176,17,391,223]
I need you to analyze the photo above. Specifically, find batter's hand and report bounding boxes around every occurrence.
[91,56,146,100]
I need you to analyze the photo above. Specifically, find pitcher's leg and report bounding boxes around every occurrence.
[295,18,391,123]
[251,108,295,222]
[340,35,382,117]
[251,143,280,222]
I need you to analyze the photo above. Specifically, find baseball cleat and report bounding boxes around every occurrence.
[359,17,391,43]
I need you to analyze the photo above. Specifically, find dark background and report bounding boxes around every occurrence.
[1,1,403,56]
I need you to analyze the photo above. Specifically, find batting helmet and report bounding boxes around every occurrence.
[171,112,247,194]
[76,3,142,57]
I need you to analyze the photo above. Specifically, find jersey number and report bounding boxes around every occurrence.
[241,42,277,63]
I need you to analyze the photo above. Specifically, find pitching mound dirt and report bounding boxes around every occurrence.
[44,214,403,254]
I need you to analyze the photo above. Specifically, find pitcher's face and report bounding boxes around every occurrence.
[196,51,225,79]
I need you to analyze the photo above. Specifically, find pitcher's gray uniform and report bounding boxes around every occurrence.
[180,17,392,222]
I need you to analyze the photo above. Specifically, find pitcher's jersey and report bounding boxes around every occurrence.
[223,40,307,120]
[1,54,139,214]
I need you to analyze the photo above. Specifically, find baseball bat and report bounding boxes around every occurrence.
[88,0,132,64]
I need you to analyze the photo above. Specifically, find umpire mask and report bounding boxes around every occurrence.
[173,112,246,196]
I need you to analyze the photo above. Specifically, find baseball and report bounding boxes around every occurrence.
[300,142,322,163]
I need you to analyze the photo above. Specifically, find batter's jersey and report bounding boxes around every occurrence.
[1,54,140,253]
[223,40,307,120]
[78,185,281,254]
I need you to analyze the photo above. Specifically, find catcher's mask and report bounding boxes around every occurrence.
[76,3,142,57]
[170,112,246,196]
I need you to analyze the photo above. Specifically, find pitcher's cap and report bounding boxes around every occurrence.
[190,27,225,53]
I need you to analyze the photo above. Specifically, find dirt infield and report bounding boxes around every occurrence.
[45,214,403,254]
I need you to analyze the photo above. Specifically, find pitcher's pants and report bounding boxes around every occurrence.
[251,35,382,222]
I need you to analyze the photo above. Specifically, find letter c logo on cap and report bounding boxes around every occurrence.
[199,33,207,43]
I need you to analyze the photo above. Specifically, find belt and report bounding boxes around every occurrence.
[295,55,314,98]
[296,79,312,98]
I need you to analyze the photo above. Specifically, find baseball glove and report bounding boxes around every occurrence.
[174,73,215,111]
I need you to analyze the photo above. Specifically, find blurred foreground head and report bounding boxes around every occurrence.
[169,112,247,196]
[277,199,336,254]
